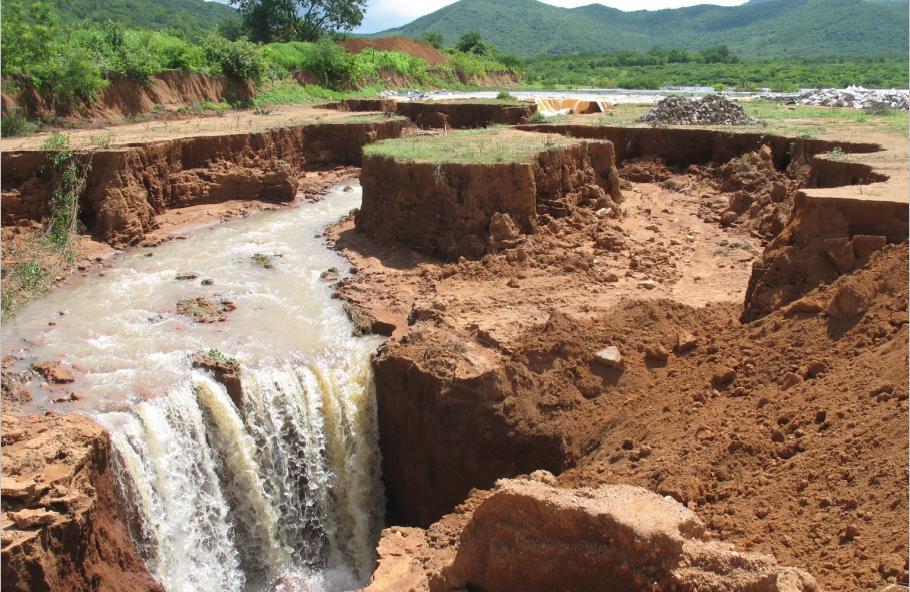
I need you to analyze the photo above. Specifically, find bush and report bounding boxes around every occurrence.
[1,107,33,136]
[202,35,266,83]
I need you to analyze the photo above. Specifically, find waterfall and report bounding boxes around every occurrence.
[97,354,383,592]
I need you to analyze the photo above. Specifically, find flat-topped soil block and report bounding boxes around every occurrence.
[395,100,537,128]
[356,129,621,260]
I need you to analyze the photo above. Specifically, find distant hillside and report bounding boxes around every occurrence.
[24,0,238,34]
[378,0,909,57]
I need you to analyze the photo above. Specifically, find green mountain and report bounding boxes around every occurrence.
[27,0,238,35]
[378,0,909,57]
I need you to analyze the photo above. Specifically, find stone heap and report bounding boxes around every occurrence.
[639,95,755,126]
[790,86,909,110]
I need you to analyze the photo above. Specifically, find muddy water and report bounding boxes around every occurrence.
[2,183,384,591]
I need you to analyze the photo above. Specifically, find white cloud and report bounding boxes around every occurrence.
[356,0,748,33]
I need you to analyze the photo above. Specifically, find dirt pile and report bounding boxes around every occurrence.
[639,95,755,126]
[367,475,819,592]
[356,134,621,260]
[1,413,162,592]
[339,37,450,66]
[364,241,907,591]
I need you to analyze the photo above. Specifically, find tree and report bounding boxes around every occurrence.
[231,0,367,43]
[456,31,492,56]
[419,31,444,49]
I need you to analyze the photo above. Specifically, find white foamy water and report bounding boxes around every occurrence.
[2,183,385,591]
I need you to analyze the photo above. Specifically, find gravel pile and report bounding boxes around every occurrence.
[639,95,755,126]
[790,86,909,111]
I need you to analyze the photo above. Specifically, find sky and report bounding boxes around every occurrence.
[354,0,749,33]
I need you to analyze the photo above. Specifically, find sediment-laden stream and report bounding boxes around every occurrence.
[2,183,383,591]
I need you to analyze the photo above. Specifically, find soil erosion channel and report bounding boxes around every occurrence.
[2,184,383,592]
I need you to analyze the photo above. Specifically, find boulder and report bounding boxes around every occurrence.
[441,479,818,592]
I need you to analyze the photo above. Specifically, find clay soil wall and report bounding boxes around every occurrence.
[356,140,621,260]
[1,118,404,246]
[2,72,254,122]
[396,101,537,128]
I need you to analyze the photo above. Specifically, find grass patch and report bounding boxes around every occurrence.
[364,128,577,165]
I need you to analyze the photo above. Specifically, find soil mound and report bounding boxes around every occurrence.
[339,37,450,66]
[639,95,755,126]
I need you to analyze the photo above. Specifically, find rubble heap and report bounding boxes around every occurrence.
[639,95,755,126]
[790,86,909,111]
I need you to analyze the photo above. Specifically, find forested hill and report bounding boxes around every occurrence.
[377,0,910,57]
[14,0,238,35]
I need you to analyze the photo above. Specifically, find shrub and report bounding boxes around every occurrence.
[202,35,266,83]
[1,107,33,136]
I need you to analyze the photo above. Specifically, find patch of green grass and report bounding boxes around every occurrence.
[364,128,577,165]
[597,104,651,126]
[252,80,384,107]
[324,114,404,125]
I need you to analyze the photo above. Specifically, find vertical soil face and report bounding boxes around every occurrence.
[1,119,404,246]
[742,193,908,321]
[356,140,621,260]
[395,102,537,128]
[2,71,254,122]
[1,414,163,592]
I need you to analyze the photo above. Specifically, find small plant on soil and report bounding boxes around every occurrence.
[206,348,236,365]
[42,134,90,251]
[530,111,547,124]
[495,91,513,101]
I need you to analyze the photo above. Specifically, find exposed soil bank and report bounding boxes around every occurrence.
[356,136,621,260]
[2,118,404,246]
[337,99,537,128]
[366,475,819,592]
[743,191,908,321]
[1,413,162,592]
[367,244,908,591]
[2,71,254,122]
[516,124,882,171]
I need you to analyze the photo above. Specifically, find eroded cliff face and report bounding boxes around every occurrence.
[356,140,621,260]
[1,118,404,246]
[2,71,254,122]
[1,413,162,592]
[742,192,908,321]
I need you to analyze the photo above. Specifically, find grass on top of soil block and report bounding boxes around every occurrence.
[363,128,577,165]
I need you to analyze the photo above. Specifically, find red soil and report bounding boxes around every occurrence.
[339,37,451,66]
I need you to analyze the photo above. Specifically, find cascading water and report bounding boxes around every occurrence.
[2,183,384,591]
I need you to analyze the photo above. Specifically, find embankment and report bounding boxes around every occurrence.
[2,117,405,246]
[2,71,254,122]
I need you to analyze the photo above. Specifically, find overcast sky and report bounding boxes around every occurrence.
[355,0,748,33]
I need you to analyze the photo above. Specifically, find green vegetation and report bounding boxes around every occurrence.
[382,0,908,58]
[363,128,576,165]
[14,0,237,36]
[1,133,88,320]
[1,2,268,100]
[42,134,88,249]
[231,0,366,43]
[1,1,515,110]
[522,51,908,92]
